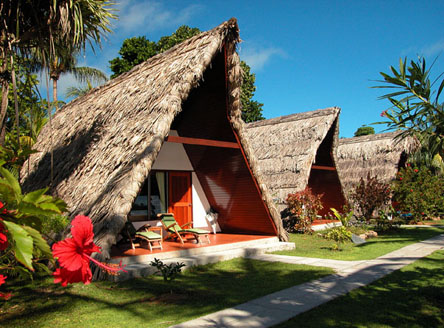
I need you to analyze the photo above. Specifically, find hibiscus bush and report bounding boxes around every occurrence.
[349,173,391,221]
[284,188,323,233]
[0,164,127,299]
[392,165,444,222]
[0,165,67,278]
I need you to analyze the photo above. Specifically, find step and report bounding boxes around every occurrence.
[110,237,281,266]
[111,241,295,281]
[312,221,342,231]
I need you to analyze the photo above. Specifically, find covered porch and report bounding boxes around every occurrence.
[108,234,294,281]
[111,233,277,261]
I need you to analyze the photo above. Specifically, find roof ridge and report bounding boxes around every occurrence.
[246,107,340,128]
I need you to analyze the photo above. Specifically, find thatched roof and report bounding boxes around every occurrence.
[21,18,287,259]
[245,107,341,203]
[337,131,419,197]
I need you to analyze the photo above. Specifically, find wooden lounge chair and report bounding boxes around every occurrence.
[158,213,210,245]
[121,221,163,251]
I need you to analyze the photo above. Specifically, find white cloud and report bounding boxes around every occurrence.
[116,1,202,34]
[240,45,286,71]
[401,39,444,58]
[422,39,444,57]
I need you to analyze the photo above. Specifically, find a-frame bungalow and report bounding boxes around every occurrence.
[337,131,419,202]
[21,19,287,262]
[245,107,346,216]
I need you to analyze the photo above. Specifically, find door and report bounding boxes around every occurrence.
[168,172,192,227]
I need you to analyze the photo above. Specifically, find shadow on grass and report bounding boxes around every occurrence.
[275,250,444,328]
[0,258,332,327]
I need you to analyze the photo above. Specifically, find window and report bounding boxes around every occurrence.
[130,171,167,221]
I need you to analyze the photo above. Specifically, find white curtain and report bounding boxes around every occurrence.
[156,172,166,213]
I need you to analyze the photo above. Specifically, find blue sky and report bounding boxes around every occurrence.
[54,0,444,138]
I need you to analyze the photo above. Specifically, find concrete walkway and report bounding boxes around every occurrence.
[170,234,444,328]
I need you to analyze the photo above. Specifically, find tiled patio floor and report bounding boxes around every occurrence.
[110,233,273,258]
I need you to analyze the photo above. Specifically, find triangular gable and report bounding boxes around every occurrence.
[21,18,287,259]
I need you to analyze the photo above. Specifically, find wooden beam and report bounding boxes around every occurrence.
[312,165,336,171]
[166,135,240,149]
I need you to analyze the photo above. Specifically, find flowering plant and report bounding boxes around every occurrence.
[0,165,66,278]
[52,215,126,286]
[284,188,323,233]
[0,164,126,297]
[392,165,444,221]
[349,173,391,221]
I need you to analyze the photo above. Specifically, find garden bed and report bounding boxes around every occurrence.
[273,226,444,261]
[0,258,333,328]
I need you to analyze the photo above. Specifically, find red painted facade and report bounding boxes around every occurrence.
[171,50,276,236]
[308,120,346,216]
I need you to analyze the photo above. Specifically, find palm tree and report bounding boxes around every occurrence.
[0,0,116,142]
[65,71,108,99]
[48,48,108,109]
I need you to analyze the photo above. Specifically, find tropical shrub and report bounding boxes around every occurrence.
[349,174,391,221]
[374,57,444,164]
[0,138,38,178]
[322,226,352,244]
[330,207,353,227]
[284,188,323,233]
[150,258,186,282]
[0,165,67,279]
[392,165,444,221]
[373,207,402,231]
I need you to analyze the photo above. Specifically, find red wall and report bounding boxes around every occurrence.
[308,169,346,216]
[172,50,276,236]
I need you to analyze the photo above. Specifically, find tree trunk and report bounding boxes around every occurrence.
[0,48,9,146]
[0,82,9,146]
[10,54,20,151]
[46,73,54,187]
[52,78,59,111]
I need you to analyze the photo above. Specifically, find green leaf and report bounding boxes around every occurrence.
[0,182,16,205]
[17,215,43,231]
[39,202,63,213]
[22,225,52,259]
[0,167,22,199]
[18,201,61,217]
[436,78,444,101]
[3,220,34,271]
[22,188,48,204]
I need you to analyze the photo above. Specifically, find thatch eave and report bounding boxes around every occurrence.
[337,131,420,200]
[245,107,341,204]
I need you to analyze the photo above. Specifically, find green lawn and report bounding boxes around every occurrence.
[420,219,444,226]
[0,258,333,328]
[273,227,444,261]
[275,249,444,328]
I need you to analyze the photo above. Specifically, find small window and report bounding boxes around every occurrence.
[149,172,167,219]
[130,171,168,221]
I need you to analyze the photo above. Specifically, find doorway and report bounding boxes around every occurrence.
[168,171,193,227]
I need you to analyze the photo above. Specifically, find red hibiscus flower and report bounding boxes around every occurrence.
[52,215,125,286]
[0,221,8,252]
[0,201,7,215]
[0,275,12,300]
